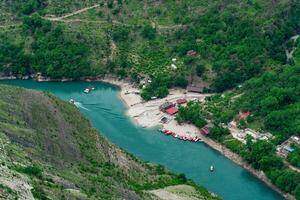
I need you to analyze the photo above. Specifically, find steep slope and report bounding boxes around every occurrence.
[0,0,299,95]
[0,85,219,200]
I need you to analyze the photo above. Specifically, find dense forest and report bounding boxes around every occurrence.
[236,65,300,143]
[1,0,300,94]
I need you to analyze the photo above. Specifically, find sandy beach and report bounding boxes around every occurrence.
[100,76,294,200]
[101,77,210,135]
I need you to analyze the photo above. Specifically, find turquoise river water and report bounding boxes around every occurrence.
[0,80,283,200]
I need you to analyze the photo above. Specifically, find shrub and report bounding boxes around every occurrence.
[31,185,49,200]
[174,76,188,88]
[16,165,43,178]
[141,24,156,40]
[196,64,205,77]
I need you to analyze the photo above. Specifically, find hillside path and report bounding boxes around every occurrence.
[1,4,185,33]
[44,4,99,21]
[42,4,183,30]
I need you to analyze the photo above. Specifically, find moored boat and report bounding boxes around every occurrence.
[84,85,95,94]
[159,129,203,143]
[84,88,91,93]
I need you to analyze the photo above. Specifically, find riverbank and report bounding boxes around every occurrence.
[99,77,294,200]
[0,78,288,199]
[0,76,293,199]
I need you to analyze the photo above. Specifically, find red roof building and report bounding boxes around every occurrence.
[176,98,187,105]
[159,102,174,111]
[165,107,178,115]
[187,50,197,57]
[238,111,250,120]
[200,125,209,135]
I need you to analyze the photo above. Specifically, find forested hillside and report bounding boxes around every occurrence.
[236,65,300,143]
[1,0,300,94]
[1,1,300,198]
[175,65,300,199]
[0,85,218,200]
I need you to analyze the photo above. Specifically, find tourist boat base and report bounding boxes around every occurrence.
[159,129,203,142]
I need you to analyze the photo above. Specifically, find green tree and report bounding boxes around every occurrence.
[174,76,188,88]
[208,127,230,141]
[294,184,300,200]
[112,26,130,42]
[196,64,205,77]
[287,146,300,168]
[258,155,283,171]
[260,96,279,113]
[141,24,156,40]
[275,170,300,193]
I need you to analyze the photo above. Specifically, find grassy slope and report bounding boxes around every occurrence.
[0,85,219,200]
[0,0,298,90]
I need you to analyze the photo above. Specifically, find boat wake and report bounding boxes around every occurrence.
[74,102,90,111]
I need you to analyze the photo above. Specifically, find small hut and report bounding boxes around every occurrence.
[165,107,178,115]
[200,125,210,135]
[176,98,187,105]
[187,85,204,93]
[159,102,175,111]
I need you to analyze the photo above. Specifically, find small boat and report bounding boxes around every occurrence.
[69,99,75,104]
[165,130,173,135]
[210,165,214,172]
[84,88,91,93]
[84,86,95,93]
[159,129,176,136]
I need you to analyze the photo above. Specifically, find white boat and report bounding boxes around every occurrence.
[69,99,75,104]
[84,86,95,93]
[84,88,90,93]
[210,165,214,172]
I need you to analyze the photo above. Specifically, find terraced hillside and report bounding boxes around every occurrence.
[0,0,299,96]
[0,85,219,200]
